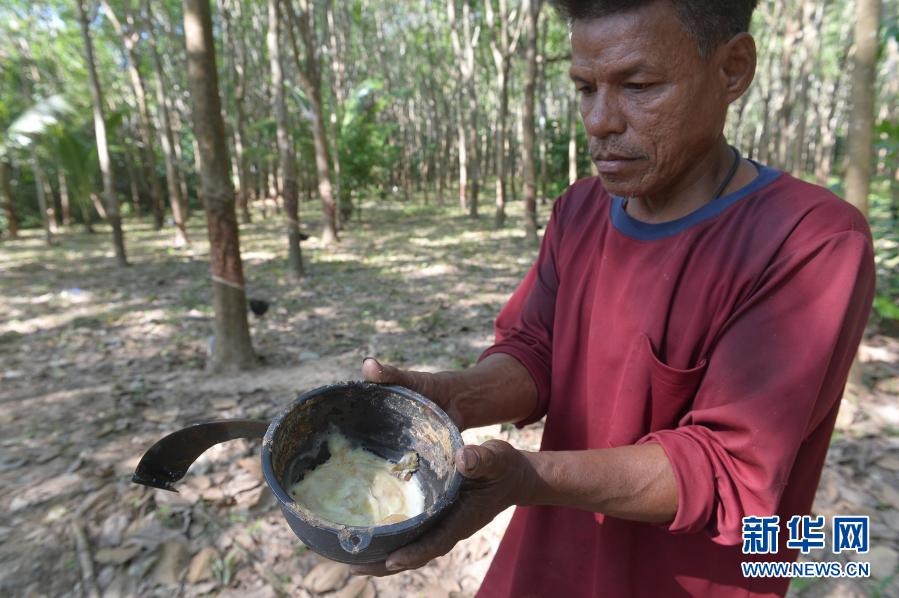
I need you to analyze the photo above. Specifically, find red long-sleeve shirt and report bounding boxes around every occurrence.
[477,165,875,597]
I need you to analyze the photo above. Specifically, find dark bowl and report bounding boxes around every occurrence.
[261,382,464,564]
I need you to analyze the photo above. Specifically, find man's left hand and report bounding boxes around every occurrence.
[350,439,535,577]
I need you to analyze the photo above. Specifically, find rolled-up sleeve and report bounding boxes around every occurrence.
[480,199,564,426]
[638,230,875,544]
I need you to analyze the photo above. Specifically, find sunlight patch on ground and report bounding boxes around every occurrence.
[404,263,458,279]
[241,250,278,261]
[374,319,402,333]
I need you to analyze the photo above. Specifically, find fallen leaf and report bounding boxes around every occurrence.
[186,547,218,583]
[10,473,83,512]
[150,540,190,586]
[303,561,350,594]
[95,545,142,565]
[859,545,899,580]
[334,577,377,598]
[237,457,262,480]
[99,513,131,547]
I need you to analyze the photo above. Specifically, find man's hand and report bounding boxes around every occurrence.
[362,356,466,429]
[350,439,535,577]
[361,354,539,431]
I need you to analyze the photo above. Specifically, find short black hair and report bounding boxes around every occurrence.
[549,0,759,57]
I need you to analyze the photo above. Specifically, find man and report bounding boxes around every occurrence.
[352,1,875,596]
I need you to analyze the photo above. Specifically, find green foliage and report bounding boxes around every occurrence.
[874,295,899,321]
[870,176,899,326]
[338,80,400,209]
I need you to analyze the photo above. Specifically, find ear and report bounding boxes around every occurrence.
[716,32,757,105]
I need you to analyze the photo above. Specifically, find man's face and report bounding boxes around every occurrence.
[570,0,731,198]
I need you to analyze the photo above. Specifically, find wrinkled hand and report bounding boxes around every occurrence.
[350,439,535,577]
[362,356,466,430]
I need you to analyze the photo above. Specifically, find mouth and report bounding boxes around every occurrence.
[592,155,641,174]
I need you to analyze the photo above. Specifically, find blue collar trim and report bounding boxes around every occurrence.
[610,164,782,240]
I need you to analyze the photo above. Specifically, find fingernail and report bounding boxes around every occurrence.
[385,560,403,571]
[362,356,376,365]
[462,447,479,471]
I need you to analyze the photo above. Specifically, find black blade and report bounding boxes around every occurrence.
[132,419,269,492]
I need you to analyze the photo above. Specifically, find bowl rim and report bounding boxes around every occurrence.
[260,380,464,539]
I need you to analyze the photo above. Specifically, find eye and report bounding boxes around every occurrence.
[576,85,595,96]
[624,82,653,92]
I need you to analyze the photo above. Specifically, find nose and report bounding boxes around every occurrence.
[581,87,626,139]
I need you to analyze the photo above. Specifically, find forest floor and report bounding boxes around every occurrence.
[1,198,897,598]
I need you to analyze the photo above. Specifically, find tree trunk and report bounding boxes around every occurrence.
[44,175,59,232]
[77,0,127,266]
[844,0,881,394]
[463,0,480,218]
[325,0,344,229]
[221,0,252,224]
[844,0,881,217]
[269,0,304,277]
[59,170,71,227]
[448,0,469,213]
[0,161,19,239]
[487,0,522,228]
[538,40,548,203]
[100,0,167,231]
[183,0,256,372]
[257,159,267,217]
[522,0,541,244]
[890,164,899,222]
[31,154,53,245]
[124,138,143,219]
[146,1,190,245]
[170,98,190,211]
[286,0,339,245]
[309,87,339,243]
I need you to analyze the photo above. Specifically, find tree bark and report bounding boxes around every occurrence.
[538,34,548,203]
[522,0,541,244]
[30,154,53,244]
[325,0,344,229]
[44,174,59,232]
[221,0,251,224]
[286,0,339,245]
[447,0,470,213]
[182,0,256,371]
[463,0,480,218]
[100,0,166,231]
[487,0,522,228]
[891,164,899,222]
[124,136,143,219]
[77,0,127,266]
[170,95,191,210]
[146,0,190,245]
[0,161,19,239]
[269,0,304,278]
[59,170,71,227]
[844,0,881,217]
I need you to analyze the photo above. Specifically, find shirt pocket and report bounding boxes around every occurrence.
[643,334,708,432]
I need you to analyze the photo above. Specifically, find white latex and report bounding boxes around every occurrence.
[289,432,425,526]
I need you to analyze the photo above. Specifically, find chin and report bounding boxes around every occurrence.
[596,174,645,198]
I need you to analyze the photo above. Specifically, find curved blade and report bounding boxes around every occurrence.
[132,419,269,492]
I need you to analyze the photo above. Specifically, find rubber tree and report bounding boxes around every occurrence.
[522,0,542,244]
[182,0,257,371]
[268,0,304,277]
[76,0,128,266]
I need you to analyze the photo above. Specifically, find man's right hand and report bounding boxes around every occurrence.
[360,353,539,432]
[362,357,467,429]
